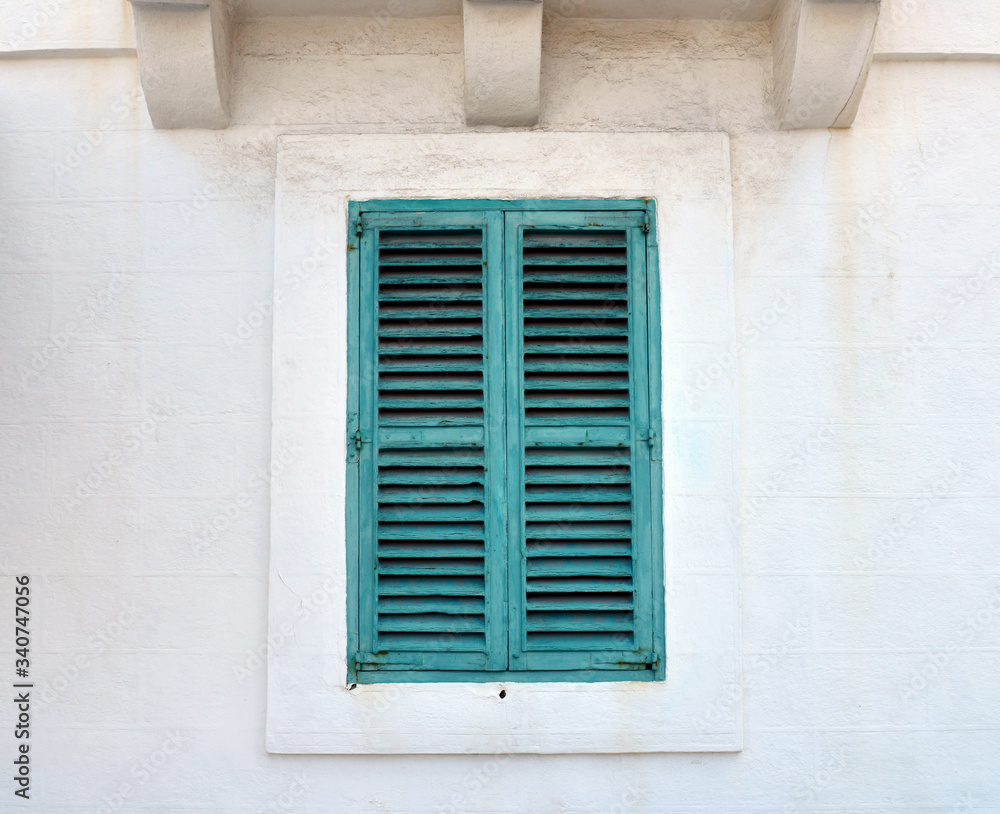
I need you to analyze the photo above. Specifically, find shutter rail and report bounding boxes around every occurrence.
[354,651,425,669]
[591,652,658,667]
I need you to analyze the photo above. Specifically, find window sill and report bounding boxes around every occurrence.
[353,669,659,684]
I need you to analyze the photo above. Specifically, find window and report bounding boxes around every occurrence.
[269,132,740,753]
[346,199,664,683]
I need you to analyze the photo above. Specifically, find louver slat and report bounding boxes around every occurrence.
[508,217,657,673]
[356,216,506,674]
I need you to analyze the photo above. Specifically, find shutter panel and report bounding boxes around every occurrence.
[354,210,507,675]
[505,211,659,674]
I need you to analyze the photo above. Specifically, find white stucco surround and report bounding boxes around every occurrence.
[267,132,741,753]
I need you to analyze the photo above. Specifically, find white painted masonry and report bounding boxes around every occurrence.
[1,0,999,809]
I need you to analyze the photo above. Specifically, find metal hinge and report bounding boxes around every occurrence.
[346,413,361,464]
[636,428,657,448]
[636,428,660,461]
[643,212,651,234]
[355,218,364,237]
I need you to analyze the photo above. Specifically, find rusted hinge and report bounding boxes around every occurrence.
[622,653,657,666]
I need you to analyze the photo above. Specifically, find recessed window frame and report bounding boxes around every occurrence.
[266,131,742,755]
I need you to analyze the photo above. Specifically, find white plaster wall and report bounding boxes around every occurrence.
[0,0,134,55]
[875,0,1000,59]
[1,5,999,812]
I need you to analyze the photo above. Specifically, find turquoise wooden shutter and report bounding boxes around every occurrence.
[503,209,663,675]
[350,209,508,677]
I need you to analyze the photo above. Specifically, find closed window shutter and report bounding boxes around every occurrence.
[349,201,663,682]
[353,210,507,674]
[504,211,659,673]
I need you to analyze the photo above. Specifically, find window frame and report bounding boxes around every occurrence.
[266,131,742,755]
[345,199,665,684]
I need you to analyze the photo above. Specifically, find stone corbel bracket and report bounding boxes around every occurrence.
[128,0,233,129]
[463,0,543,127]
[772,0,881,129]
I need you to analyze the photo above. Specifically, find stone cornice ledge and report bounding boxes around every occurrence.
[128,0,233,129]
[463,0,543,126]
[125,0,880,131]
[772,0,881,129]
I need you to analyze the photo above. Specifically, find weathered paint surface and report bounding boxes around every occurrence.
[1,1,1000,810]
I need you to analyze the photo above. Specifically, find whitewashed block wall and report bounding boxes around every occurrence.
[1,0,998,810]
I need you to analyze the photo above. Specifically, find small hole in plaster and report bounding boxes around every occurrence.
[499,689,507,699]
[348,683,357,691]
